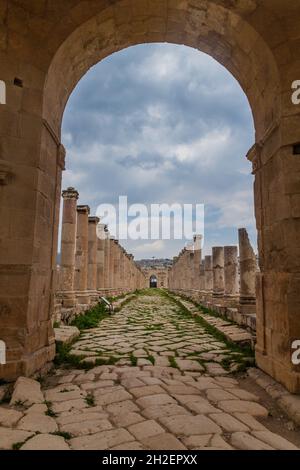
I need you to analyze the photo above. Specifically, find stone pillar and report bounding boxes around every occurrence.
[60,187,79,308]
[185,244,193,291]
[204,256,213,292]
[87,216,99,303]
[96,224,106,293]
[119,247,126,292]
[224,246,239,301]
[75,205,90,305]
[129,254,134,291]
[193,235,202,290]
[126,254,131,290]
[199,262,205,292]
[113,240,121,292]
[239,228,257,314]
[212,247,224,299]
[109,238,115,293]
[103,229,110,291]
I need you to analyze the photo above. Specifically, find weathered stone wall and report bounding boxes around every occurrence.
[142,267,169,288]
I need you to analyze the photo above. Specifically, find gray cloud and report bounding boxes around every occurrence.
[61,43,256,259]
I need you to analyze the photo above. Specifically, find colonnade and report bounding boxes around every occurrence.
[54,187,146,323]
[169,229,258,326]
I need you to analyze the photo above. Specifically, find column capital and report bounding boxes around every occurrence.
[62,187,79,200]
[88,216,100,225]
[77,205,90,215]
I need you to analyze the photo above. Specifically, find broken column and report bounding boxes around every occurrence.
[75,205,90,305]
[204,255,213,293]
[87,216,99,303]
[239,228,257,314]
[60,187,79,308]
[224,246,239,304]
[212,247,224,299]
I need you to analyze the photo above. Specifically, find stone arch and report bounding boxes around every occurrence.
[43,0,281,141]
[0,0,299,391]
[150,275,158,288]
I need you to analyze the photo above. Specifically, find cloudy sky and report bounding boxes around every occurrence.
[61,43,256,260]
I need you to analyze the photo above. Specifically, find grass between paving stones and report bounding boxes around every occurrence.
[12,435,33,450]
[85,393,96,407]
[114,293,138,312]
[44,400,58,418]
[51,431,73,440]
[70,302,109,330]
[148,355,155,365]
[129,353,138,366]
[161,290,255,373]
[168,356,179,369]
[54,341,119,370]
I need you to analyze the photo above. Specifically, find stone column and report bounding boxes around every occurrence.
[96,224,106,293]
[113,240,121,292]
[119,247,126,293]
[109,238,115,293]
[87,216,99,303]
[129,254,134,291]
[185,244,193,291]
[224,246,239,300]
[212,247,224,299]
[199,262,205,291]
[124,254,130,291]
[75,205,90,305]
[60,187,79,308]
[239,228,257,314]
[193,235,202,290]
[179,251,184,290]
[204,256,213,292]
[103,229,110,291]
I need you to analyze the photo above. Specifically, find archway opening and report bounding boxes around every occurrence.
[60,43,256,262]
[150,275,158,289]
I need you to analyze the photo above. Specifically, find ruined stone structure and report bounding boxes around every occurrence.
[169,229,258,336]
[0,1,300,393]
[142,267,169,289]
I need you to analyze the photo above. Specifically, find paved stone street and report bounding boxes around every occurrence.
[69,291,251,372]
[0,291,299,450]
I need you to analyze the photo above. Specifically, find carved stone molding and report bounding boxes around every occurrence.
[62,187,79,200]
[0,159,13,185]
[57,144,66,171]
[246,144,262,175]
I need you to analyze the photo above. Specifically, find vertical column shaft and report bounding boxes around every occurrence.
[60,187,79,307]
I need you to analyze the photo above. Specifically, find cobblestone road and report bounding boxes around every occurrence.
[0,291,299,450]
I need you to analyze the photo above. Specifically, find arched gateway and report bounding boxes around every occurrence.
[150,276,158,289]
[0,1,299,392]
